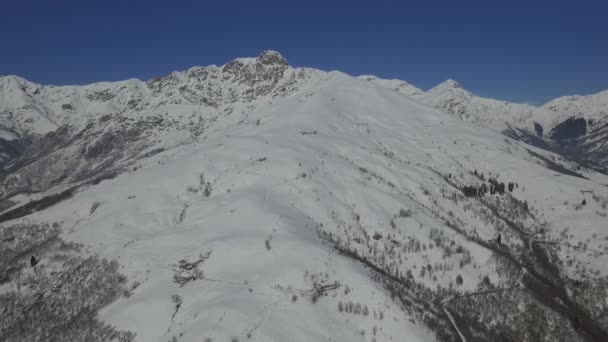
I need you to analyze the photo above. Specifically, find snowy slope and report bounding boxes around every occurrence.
[360,76,549,132]
[416,79,548,132]
[0,51,325,196]
[2,52,608,342]
[0,76,59,136]
[357,75,425,98]
[541,90,608,132]
[362,75,608,172]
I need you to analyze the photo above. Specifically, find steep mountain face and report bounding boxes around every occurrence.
[0,77,59,137]
[2,52,608,342]
[542,90,608,132]
[0,51,322,198]
[538,91,608,171]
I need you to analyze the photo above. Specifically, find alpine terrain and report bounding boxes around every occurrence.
[2,51,608,342]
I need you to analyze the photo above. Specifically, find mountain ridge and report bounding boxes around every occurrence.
[2,51,608,342]
[360,73,608,172]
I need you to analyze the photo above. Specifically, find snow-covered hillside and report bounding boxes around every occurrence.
[357,75,425,98]
[2,52,608,342]
[360,76,545,132]
[362,75,608,172]
[537,91,608,171]
[0,51,325,196]
[542,90,608,132]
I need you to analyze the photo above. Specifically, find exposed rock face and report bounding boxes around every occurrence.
[439,79,461,89]
[534,122,543,137]
[257,50,288,66]
[2,52,608,342]
[0,51,320,198]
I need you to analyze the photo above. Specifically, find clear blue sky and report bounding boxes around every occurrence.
[1,0,607,104]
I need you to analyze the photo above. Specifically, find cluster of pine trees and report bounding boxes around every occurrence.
[462,170,518,198]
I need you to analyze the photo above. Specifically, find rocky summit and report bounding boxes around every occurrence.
[2,51,608,342]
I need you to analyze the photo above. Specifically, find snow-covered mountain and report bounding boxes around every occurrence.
[360,76,544,132]
[357,75,425,98]
[2,51,608,342]
[537,91,608,171]
[418,79,548,132]
[0,51,324,197]
[542,90,608,133]
[362,75,608,172]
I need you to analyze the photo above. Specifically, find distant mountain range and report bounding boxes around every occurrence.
[1,51,608,342]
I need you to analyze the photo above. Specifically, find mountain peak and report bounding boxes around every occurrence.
[257,50,288,66]
[427,79,471,96]
[0,75,31,88]
[438,79,461,89]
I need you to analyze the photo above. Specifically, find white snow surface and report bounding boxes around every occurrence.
[361,75,608,137]
[360,76,555,133]
[0,129,18,141]
[541,89,608,130]
[2,52,608,341]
